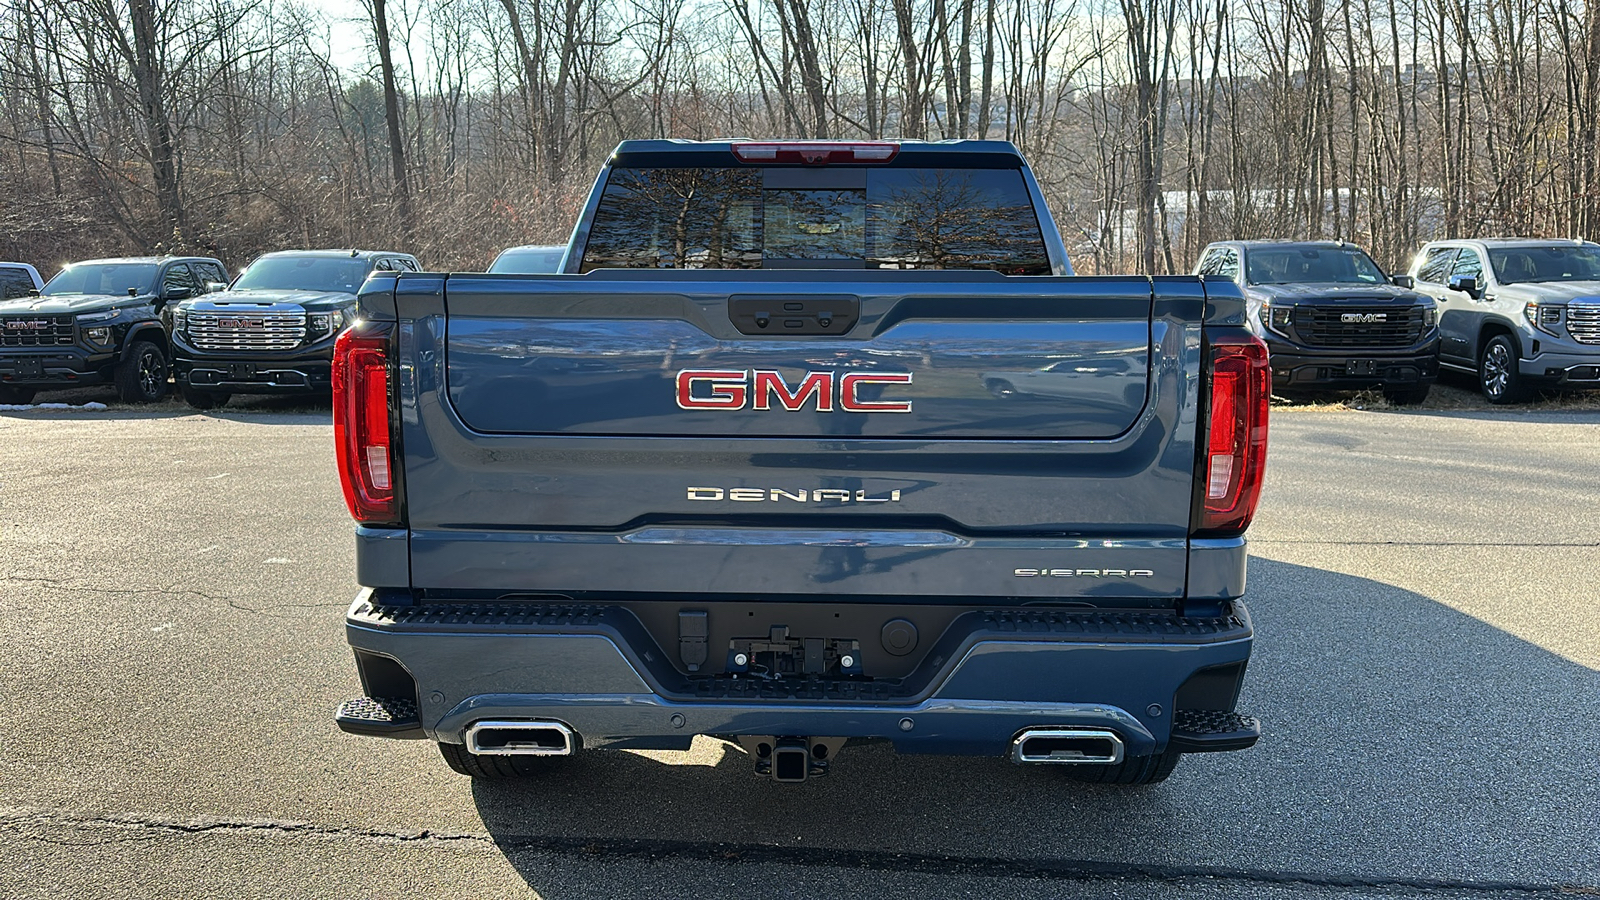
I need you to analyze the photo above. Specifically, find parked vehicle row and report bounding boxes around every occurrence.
[1193,237,1600,404]
[7,234,1597,409]
[0,249,416,408]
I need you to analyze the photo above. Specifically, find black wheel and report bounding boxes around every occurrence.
[438,741,561,778]
[0,385,37,405]
[182,386,230,410]
[1478,334,1526,404]
[986,379,1017,398]
[1059,749,1182,785]
[115,340,169,403]
[1381,384,1431,405]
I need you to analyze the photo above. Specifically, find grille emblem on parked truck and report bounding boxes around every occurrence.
[676,369,913,412]
[4,319,48,330]
[1340,312,1386,323]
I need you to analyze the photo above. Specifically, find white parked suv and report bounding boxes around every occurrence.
[1407,238,1600,403]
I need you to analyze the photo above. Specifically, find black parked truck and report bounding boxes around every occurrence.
[1194,240,1440,403]
[170,249,419,409]
[0,256,227,404]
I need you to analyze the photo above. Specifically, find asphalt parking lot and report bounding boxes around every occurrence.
[0,388,1596,898]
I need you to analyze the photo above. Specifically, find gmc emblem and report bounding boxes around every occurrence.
[676,369,913,413]
[1340,312,1386,323]
[220,317,260,329]
[4,320,48,330]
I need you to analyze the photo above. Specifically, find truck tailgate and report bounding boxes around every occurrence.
[399,271,1203,603]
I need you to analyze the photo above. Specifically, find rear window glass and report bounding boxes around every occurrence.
[580,167,1049,274]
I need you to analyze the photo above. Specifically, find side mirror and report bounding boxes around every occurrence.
[1447,274,1481,299]
[1390,274,1414,289]
[163,287,193,302]
[205,281,228,293]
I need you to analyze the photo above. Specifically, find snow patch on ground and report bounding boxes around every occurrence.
[0,402,109,411]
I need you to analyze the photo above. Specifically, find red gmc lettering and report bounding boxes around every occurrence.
[752,370,833,411]
[839,372,914,413]
[676,370,748,409]
[675,369,912,413]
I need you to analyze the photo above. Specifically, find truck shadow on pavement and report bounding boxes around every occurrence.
[465,557,1599,896]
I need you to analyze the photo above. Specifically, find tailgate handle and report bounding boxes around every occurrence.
[730,295,859,336]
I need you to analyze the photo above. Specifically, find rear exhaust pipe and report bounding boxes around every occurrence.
[466,720,576,756]
[1012,728,1125,765]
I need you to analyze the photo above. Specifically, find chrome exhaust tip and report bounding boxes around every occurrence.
[465,720,576,756]
[1011,728,1125,765]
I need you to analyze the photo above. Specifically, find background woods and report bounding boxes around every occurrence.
[2,0,1599,275]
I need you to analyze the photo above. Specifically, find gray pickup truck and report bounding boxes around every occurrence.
[332,140,1268,785]
[1408,238,1600,403]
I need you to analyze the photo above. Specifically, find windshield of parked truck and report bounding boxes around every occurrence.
[232,256,373,293]
[580,166,1050,274]
[1244,246,1386,285]
[1488,245,1600,284]
[42,263,159,296]
[489,246,567,274]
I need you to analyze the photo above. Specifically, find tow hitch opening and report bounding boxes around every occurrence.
[737,735,846,782]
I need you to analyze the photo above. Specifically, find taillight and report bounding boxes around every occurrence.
[333,324,399,524]
[1196,332,1270,536]
[731,141,899,164]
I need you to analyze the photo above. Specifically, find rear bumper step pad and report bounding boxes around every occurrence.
[1169,708,1261,752]
[335,696,422,739]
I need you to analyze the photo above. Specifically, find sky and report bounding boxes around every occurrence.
[304,0,381,72]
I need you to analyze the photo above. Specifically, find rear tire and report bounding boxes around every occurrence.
[0,386,37,405]
[438,741,561,778]
[1478,334,1527,404]
[1060,749,1182,785]
[115,340,169,403]
[182,387,230,410]
[1381,384,1431,405]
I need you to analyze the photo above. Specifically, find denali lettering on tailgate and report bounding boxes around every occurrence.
[676,369,913,412]
[688,487,903,503]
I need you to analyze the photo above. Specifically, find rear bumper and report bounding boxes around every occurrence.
[1265,336,1440,389]
[342,592,1254,758]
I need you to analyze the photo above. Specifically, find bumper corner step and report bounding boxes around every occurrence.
[335,696,424,739]
[1169,709,1260,753]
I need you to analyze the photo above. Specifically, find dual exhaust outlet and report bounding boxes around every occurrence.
[466,720,576,756]
[1010,728,1126,765]
[460,721,1125,770]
